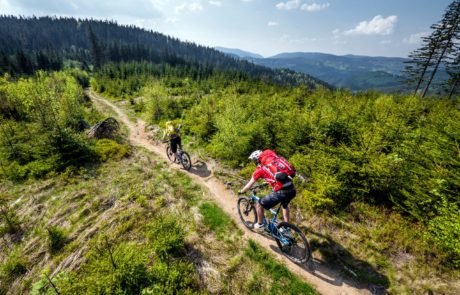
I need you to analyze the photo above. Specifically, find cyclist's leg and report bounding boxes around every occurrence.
[170,138,179,162]
[280,188,296,222]
[259,190,284,225]
[282,207,290,223]
[256,202,264,224]
[177,136,182,150]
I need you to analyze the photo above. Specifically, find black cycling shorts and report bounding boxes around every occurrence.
[170,136,182,153]
[259,186,296,210]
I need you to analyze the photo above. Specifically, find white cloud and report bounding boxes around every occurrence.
[301,2,329,12]
[268,21,279,26]
[208,0,222,6]
[403,32,429,44]
[380,40,392,44]
[276,0,300,10]
[345,15,398,36]
[175,1,204,14]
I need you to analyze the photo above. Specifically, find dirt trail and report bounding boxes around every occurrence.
[89,91,373,295]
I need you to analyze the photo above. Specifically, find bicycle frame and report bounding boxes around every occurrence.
[249,192,291,246]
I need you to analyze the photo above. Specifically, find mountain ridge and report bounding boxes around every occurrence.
[215,47,412,92]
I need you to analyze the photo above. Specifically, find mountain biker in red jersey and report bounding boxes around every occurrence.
[239,150,296,232]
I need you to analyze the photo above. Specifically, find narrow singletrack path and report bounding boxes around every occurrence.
[88,90,373,295]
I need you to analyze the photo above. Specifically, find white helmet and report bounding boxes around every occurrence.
[248,150,262,162]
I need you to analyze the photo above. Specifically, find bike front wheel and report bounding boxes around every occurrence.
[180,151,192,170]
[275,222,311,264]
[237,197,257,229]
[166,146,174,162]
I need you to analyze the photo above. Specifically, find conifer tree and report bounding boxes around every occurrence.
[404,0,460,97]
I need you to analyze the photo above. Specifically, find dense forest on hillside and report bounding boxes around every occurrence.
[0,16,329,90]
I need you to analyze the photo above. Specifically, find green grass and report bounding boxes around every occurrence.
[199,202,233,237]
[245,240,318,295]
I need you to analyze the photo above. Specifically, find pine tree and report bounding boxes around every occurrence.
[404,0,460,97]
[87,25,103,69]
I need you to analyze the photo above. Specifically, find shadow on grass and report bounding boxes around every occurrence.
[268,228,389,295]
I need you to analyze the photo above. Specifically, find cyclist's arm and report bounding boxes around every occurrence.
[240,177,256,194]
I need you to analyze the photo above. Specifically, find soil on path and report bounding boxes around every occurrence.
[88,90,375,295]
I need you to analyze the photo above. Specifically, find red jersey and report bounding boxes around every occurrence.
[252,165,284,192]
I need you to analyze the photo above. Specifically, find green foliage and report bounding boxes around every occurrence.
[47,226,67,253]
[0,71,99,180]
[94,139,130,161]
[427,205,460,268]
[63,242,151,294]
[0,194,21,235]
[143,260,199,295]
[1,247,27,282]
[146,215,186,260]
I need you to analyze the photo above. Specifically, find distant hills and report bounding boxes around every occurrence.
[214,47,264,59]
[216,48,414,92]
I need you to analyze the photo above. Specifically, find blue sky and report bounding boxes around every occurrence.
[0,0,453,57]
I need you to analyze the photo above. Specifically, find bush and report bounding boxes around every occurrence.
[94,139,130,161]
[1,247,27,282]
[61,242,150,294]
[428,206,460,268]
[47,226,67,253]
[146,215,186,260]
[0,71,100,180]
[144,260,199,294]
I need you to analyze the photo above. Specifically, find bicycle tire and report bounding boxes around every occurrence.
[275,222,311,264]
[166,146,175,162]
[237,197,257,229]
[180,151,192,170]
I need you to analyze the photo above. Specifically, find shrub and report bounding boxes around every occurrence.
[47,226,67,253]
[94,139,130,161]
[146,215,186,260]
[0,195,21,235]
[61,242,150,294]
[144,260,199,294]
[1,247,27,282]
[428,206,460,268]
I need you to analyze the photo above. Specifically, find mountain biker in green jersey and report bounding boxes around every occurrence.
[163,121,182,163]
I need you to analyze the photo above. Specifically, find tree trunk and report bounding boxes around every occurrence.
[448,75,459,99]
[422,5,460,97]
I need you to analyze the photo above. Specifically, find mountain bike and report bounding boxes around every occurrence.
[166,144,192,170]
[237,183,311,264]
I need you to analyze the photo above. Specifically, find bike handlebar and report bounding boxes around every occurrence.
[252,183,268,191]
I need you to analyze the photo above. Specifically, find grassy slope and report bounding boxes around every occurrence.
[0,146,316,294]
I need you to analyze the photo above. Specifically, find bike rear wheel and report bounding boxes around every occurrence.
[237,197,257,229]
[275,222,311,264]
[180,151,192,170]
